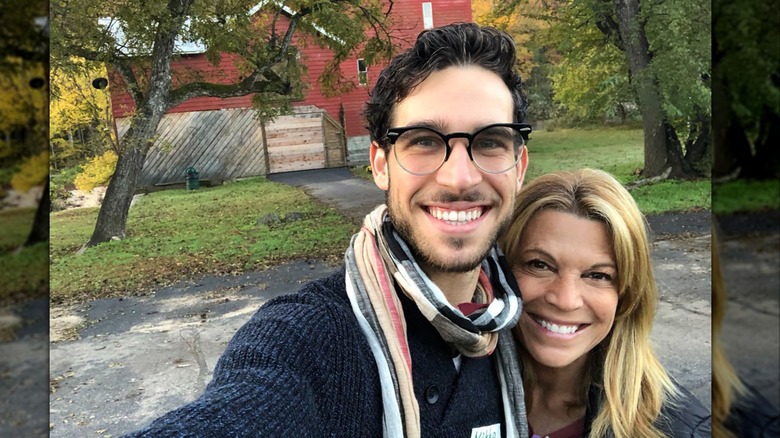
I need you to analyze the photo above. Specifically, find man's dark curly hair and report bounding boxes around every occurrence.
[364,22,528,151]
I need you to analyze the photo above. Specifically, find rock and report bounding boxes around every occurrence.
[256,213,281,226]
[284,212,304,222]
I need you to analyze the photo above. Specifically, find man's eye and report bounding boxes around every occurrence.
[473,138,511,152]
[400,133,444,149]
[413,137,441,147]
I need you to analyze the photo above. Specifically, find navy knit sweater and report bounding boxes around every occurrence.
[124,268,506,437]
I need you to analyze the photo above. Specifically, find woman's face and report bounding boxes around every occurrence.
[512,210,619,371]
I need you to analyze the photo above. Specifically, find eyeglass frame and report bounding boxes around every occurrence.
[383,122,532,176]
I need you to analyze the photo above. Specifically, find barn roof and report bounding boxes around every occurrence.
[99,1,343,57]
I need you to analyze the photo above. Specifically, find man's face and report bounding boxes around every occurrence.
[371,65,528,274]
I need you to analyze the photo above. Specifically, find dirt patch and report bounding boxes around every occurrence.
[50,306,86,343]
[0,311,23,342]
[59,187,107,210]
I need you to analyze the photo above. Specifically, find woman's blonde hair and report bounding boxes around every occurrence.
[712,224,745,438]
[500,168,678,438]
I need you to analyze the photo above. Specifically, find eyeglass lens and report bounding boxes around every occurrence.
[392,125,522,175]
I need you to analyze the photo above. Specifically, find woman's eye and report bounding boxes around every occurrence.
[527,259,549,270]
[587,272,613,281]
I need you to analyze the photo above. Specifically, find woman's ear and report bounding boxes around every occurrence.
[370,141,389,191]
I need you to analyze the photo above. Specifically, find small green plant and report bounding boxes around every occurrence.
[50,165,83,208]
[74,150,117,191]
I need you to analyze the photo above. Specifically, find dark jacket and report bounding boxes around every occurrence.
[124,268,506,437]
[582,381,711,437]
[723,382,780,437]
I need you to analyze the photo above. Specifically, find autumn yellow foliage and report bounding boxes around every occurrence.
[10,151,48,192]
[74,151,118,192]
[472,0,552,80]
[0,59,47,132]
[50,61,114,139]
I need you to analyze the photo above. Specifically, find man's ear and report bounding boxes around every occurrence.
[515,146,529,192]
[370,141,389,191]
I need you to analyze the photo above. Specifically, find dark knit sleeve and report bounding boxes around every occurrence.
[122,274,381,437]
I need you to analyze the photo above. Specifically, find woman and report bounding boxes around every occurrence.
[500,169,710,437]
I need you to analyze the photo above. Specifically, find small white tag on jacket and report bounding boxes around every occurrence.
[470,423,501,438]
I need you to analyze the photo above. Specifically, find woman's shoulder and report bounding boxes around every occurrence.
[656,384,711,437]
[724,382,780,437]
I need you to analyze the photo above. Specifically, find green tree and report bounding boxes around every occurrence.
[712,0,780,179]
[484,0,711,178]
[546,5,634,123]
[51,0,395,247]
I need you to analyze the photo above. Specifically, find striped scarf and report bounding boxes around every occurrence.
[345,205,528,438]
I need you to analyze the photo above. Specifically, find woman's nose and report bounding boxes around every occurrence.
[545,275,584,311]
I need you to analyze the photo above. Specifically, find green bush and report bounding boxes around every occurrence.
[0,166,17,187]
[50,165,83,203]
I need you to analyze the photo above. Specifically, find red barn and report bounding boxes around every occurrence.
[109,0,472,186]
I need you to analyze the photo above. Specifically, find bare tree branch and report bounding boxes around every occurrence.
[166,70,291,110]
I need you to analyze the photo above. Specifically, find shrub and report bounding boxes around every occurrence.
[74,151,117,192]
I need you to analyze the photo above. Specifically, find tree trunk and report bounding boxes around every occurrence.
[24,179,49,246]
[86,0,184,247]
[86,119,159,246]
[684,110,711,176]
[711,60,743,178]
[614,0,691,178]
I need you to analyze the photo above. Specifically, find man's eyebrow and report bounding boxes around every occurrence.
[399,121,507,133]
[400,119,447,131]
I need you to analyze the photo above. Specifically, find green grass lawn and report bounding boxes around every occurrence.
[0,208,48,303]
[526,128,710,214]
[50,177,357,303]
[353,127,711,214]
[524,127,647,182]
[713,179,780,214]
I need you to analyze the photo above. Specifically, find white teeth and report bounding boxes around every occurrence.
[536,318,579,334]
[429,207,482,225]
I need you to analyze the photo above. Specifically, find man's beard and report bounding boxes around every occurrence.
[385,191,512,274]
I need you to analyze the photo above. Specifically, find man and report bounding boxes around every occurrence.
[125,22,531,438]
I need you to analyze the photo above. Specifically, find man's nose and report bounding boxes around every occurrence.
[434,140,482,191]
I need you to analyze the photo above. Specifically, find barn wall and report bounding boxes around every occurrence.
[118,106,343,187]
